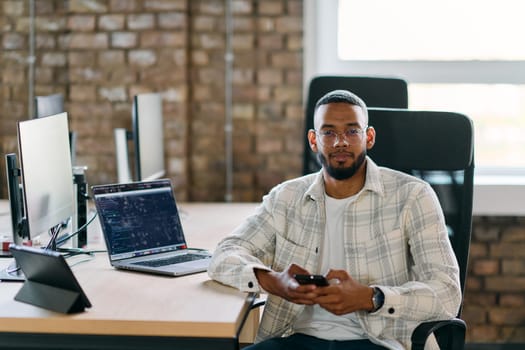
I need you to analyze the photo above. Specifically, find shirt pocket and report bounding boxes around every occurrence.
[274,233,311,271]
[364,228,409,284]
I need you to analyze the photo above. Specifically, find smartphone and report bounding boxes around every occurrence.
[294,274,329,286]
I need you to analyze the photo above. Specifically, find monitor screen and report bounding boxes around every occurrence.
[17,112,75,238]
[132,92,165,181]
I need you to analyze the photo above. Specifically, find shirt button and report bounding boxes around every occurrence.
[388,307,395,314]
[248,281,254,288]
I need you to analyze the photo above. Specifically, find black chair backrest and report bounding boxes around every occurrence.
[303,76,408,174]
[367,108,474,305]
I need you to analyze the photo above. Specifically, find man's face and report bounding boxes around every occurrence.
[309,103,372,180]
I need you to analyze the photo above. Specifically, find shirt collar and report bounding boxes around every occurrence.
[304,156,385,201]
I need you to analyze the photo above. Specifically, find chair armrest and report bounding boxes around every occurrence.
[252,299,266,309]
[411,318,466,350]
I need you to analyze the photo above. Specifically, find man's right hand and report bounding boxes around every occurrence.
[254,263,321,305]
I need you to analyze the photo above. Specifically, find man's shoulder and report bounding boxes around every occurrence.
[378,166,428,187]
[275,172,319,192]
[268,172,320,202]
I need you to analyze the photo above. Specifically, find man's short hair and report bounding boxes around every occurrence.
[314,90,368,118]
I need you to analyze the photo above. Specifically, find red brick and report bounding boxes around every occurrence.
[99,15,125,31]
[502,259,525,275]
[259,33,284,49]
[232,34,254,50]
[232,0,252,15]
[490,243,525,258]
[276,17,302,33]
[2,33,25,50]
[111,32,137,48]
[140,32,184,48]
[69,0,108,13]
[66,33,108,49]
[158,12,186,29]
[128,50,157,66]
[127,14,155,30]
[501,226,525,242]
[68,51,96,66]
[109,0,139,12]
[489,307,525,326]
[472,259,500,276]
[144,0,186,11]
[501,326,525,342]
[258,1,284,15]
[467,325,501,342]
[70,85,96,102]
[485,276,525,292]
[257,69,282,85]
[67,15,96,31]
[500,293,525,307]
[232,17,255,31]
[98,50,125,65]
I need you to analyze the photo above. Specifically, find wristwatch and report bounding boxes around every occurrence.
[371,287,385,312]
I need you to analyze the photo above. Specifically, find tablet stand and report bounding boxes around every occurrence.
[15,280,87,313]
[9,245,91,314]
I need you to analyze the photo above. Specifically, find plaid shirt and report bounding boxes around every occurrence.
[208,158,461,350]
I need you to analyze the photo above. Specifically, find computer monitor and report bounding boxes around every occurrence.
[17,112,75,241]
[5,153,28,246]
[115,92,165,183]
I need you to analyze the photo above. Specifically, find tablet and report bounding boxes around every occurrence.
[9,245,91,313]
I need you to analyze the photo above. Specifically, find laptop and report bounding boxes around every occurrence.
[92,179,211,276]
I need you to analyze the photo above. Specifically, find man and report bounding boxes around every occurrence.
[208,90,461,350]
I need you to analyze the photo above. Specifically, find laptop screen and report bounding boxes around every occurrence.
[93,180,187,261]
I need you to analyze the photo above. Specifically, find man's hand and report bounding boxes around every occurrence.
[313,269,374,315]
[254,264,320,305]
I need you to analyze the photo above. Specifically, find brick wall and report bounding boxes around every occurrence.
[188,0,303,201]
[465,217,525,343]
[1,0,524,345]
[0,0,304,201]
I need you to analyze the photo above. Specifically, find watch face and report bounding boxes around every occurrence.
[373,287,385,311]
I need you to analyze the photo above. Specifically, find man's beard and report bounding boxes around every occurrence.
[317,149,367,180]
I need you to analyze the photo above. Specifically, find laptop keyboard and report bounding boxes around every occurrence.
[133,254,208,267]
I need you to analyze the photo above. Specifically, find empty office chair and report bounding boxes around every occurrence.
[367,107,474,350]
[303,75,409,174]
[34,93,77,166]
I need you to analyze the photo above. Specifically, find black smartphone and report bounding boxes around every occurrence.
[294,274,329,286]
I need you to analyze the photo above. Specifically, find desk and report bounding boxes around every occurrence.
[0,202,260,350]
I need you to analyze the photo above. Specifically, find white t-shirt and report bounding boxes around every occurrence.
[293,194,367,340]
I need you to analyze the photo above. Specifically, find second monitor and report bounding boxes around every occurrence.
[115,93,165,183]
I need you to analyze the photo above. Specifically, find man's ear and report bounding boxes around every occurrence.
[366,126,376,150]
[307,129,318,153]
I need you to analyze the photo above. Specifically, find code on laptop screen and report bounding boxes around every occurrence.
[95,187,186,258]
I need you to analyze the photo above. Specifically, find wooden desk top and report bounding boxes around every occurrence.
[0,202,259,339]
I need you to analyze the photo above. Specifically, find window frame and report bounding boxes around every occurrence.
[303,0,525,216]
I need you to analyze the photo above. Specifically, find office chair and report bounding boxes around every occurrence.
[244,108,473,350]
[367,107,474,350]
[34,93,77,166]
[303,75,408,174]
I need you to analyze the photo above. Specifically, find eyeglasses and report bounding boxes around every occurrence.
[313,126,368,146]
